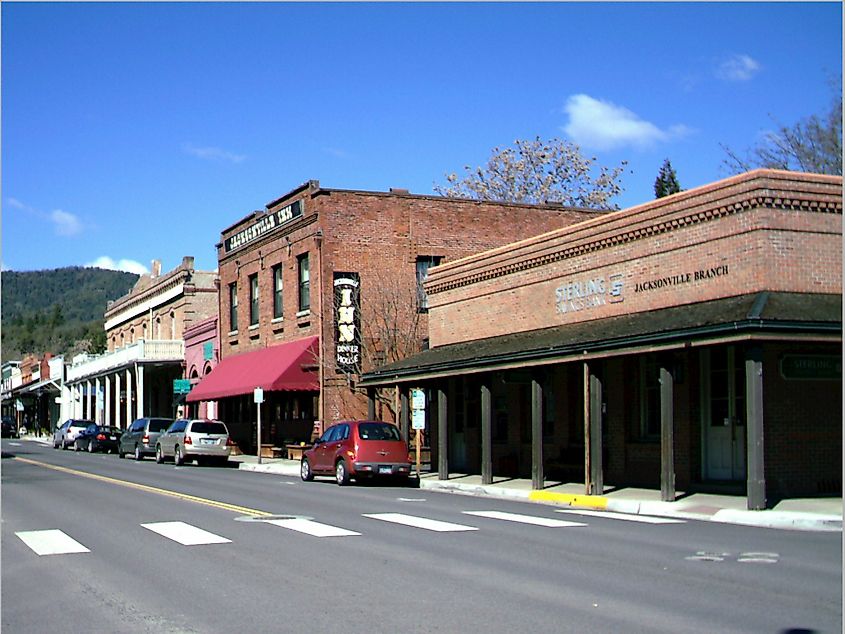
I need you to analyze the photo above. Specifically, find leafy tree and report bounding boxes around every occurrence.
[434,136,627,210]
[654,159,682,198]
[721,86,842,175]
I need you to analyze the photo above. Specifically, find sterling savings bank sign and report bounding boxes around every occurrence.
[555,264,730,315]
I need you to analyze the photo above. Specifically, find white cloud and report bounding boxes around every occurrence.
[183,143,246,163]
[6,197,27,210]
[562,94,692,151]
[86,256,149,275]
[50,209,83,236]
[716,54,761,82]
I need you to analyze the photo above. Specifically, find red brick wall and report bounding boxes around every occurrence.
[216,185,598,426]
[426,171,842,346]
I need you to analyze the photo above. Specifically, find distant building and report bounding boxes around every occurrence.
[65,257,217,426]
[187,180,600,454]
[362,170,842,507]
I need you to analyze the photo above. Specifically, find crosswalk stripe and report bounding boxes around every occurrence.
[363,513,478,532]
[463,510,587,527]
[263,518,360,537]
[16,530,90,556]
[555,510,686,524]
[141,521,232,545]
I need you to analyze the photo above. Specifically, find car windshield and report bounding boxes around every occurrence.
[102,427,121,434]
[191,422,227,435]
[148,420,172,433]
[72,420,93,428]
[358,422,401,441]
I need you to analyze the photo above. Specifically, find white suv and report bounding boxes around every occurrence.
[53,419,94,449]
[155,419,231,467]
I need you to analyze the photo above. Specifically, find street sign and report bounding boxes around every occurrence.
[411,388,426,430]
[253,387,264,404]
[173,379,191,394]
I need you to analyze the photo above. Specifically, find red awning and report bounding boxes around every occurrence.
[186,336,319,402]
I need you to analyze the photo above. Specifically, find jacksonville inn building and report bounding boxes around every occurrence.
[186,180,599,454]
[361,170,842,509]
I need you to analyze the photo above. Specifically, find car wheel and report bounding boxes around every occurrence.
[174,445,184,466]
[134,445,143,461]
[335,459,349,486]
[155,445,164,464]
[300,458,314,482]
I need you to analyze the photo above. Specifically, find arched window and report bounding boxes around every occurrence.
[170,311,177,339]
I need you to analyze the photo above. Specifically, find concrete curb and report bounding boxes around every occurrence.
[237,462,300,477]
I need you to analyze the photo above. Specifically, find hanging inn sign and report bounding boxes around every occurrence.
[334,273,361,374]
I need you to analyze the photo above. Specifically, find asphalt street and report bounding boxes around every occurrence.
[2,439,841,633]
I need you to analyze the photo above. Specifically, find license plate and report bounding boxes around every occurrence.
[378,466,392,474]
[201,438,216,445]
[109,436,117,440]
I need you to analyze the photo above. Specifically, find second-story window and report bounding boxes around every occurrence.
[298,253,310,312]
[273,265,284,319]
[249,274,259,326]
[229,282,238,332]
[416,255,442,312]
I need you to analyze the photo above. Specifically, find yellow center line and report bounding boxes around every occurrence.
[13,456,273,518]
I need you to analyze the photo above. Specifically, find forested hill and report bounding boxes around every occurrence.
[1,267,139,362]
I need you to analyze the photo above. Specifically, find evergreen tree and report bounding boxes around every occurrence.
[654,159,681,198]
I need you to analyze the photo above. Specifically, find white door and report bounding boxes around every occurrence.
[703,347,746,481]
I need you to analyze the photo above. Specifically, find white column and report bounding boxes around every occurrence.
[105,375,112,427]
[115,373,122,429]
[136,364,145,419]
[86,380,93,420]
[126,368,133,424]
[95,377,101,425]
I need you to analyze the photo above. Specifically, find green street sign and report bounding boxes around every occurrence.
[173,378,192,394]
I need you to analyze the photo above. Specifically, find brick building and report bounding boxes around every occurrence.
[187,180,600,454]
[66,257,217,426]
[362,170,842,508]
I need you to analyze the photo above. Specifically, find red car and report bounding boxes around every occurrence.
[300,420,412,486]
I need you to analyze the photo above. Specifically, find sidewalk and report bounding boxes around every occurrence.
[232,453,842,532]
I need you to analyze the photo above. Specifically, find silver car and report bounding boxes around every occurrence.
[155,419,231,467]
[53,419,94,449]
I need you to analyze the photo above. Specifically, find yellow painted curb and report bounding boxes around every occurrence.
[528,490,609,509]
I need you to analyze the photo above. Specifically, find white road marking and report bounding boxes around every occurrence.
[141,521,231,545]
[463,510,587,528]
[363,513,478,532]
[556,509,686,524]
[16,530,90,556]
[263,518,360,537]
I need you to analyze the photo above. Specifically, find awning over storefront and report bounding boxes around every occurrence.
[187,336,319,402]
[361,292,842,386]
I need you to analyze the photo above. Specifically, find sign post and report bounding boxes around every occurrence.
[411,389,426,479]
[254,387,264,464]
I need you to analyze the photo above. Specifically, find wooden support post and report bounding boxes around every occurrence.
[583,363,591,495]
[660,365,676,501]
[399,386,410,443]
[437,386,448,480]
[745,345,766,510]
[589,372,603,495]
[531,374,544,491]
[481,378,493,485]
[367,388,376,420]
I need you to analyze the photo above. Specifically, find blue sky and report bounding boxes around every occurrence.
[2,2,841,274]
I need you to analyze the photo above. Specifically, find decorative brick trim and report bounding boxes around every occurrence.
[428,193,842,295]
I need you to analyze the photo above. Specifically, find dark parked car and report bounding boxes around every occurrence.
[53,419,94,449]
[119,417,174,460]
[300,420,412,486]
[74,424,121,453]
[1,416,17,438]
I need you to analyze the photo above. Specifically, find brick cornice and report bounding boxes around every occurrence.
[426,171,842,295]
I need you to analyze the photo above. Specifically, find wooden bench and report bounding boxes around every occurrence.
[285,444,312,461]
[259,444,284,459]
